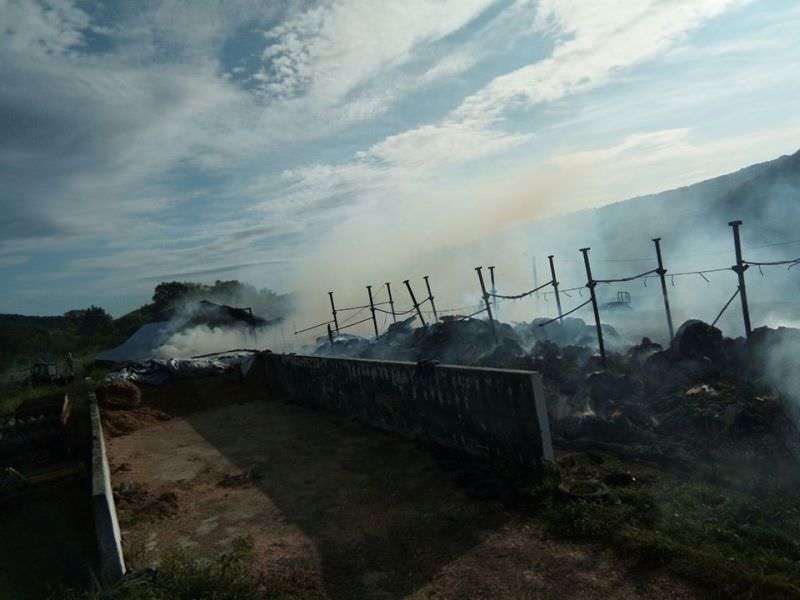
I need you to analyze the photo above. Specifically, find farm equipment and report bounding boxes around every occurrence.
[23,353,76,386]
[601,290,632,311]
[0,393,84,501]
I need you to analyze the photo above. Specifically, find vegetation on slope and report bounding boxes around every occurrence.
[0,280,291,375]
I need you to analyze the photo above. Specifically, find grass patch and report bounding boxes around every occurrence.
[533,455,800,598]
[51,537,269,600]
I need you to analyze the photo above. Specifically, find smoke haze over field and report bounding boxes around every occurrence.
[288,149,800,346]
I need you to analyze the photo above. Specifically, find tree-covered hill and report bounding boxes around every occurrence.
[0,280,291,373]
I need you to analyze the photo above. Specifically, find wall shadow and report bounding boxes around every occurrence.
[183,398,513,600]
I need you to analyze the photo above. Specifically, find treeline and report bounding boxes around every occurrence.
[0,306,120,373]
[0,280,291,373]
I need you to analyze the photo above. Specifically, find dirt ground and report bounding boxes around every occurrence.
[107,399,703,599]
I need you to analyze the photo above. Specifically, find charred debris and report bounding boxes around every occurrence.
[311,315,800,472]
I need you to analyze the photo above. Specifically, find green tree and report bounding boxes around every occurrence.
[78,305,114,335]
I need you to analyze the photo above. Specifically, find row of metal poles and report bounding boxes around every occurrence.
[316,277,442,346]
[475,219,757,366]
[297,219,797,366]
[473,238,671,366]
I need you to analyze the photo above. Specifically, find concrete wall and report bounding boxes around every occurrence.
[263,354,553,468]
[89,399,126,585]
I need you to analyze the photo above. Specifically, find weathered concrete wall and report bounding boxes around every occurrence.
[263,354,553,467]
[89,399,126,585]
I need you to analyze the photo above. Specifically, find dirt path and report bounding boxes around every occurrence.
[107,399,702,599]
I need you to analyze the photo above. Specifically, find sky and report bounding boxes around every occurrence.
[1,0,799,317]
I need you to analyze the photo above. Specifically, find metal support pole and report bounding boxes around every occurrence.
[580,248,606,366]
[328,291,339,334]
[403,279,427,327]
[729,220,752,338]
[423,275,439,323]
[385,282,396,323]
[547,255,563,322]
[366,285,379,338]
[652,238,675,341]
[488,266,497,314]
[475,266,498,343]
[327,323,334,347]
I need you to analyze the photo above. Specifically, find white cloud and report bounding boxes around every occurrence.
[256,0,496,104]
[455,0,750,125]
[418,51,480,84]
[274,0,752,233]
[0,0,90,56]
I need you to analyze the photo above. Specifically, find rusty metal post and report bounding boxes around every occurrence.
[423,275,439,323]
[729,220,752,338]
[328,291,339,334]
[652,238,675,341]
[367,285,379,338]
[403,279,427,327]
[475,266,498,343]
[580,248,606,366]
[385,282,396,323]
[488,265,498,315]
[547,255,563,322]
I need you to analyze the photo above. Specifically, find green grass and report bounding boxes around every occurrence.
[531,457,800,598]
[50,537,268,600]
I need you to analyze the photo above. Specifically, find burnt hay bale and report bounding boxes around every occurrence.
[96,380,142,410]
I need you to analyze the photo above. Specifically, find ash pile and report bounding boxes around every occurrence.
[312,316,800,470]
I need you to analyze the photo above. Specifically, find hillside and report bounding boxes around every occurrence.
[512,148,800,260]
[0,280,291,374]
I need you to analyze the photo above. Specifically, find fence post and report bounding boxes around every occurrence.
[328,291,339,334]
[728,220,752,338]
[366,285,379,338]
[475,266,498,343]
[385,282,396,323]
[488,266,498,317]
[547,255,563,322]
[423,275,439,323]
[403,279,427,328]
[579,248,606,366]
[652,238,675,341]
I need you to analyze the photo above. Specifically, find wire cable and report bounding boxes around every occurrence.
[537,298,592,327]
[595,268,659,284]
[488,279,554,300]
[336,316,375,332]
[710,288,740,328]
[294,320,333,335]
[744,257,800,267]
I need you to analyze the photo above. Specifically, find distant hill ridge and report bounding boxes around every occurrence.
[502,148,800,260]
